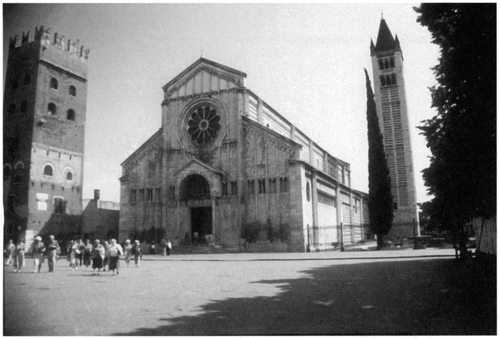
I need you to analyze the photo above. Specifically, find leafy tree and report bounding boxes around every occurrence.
[414,4,496,252]
[364,69,394,249]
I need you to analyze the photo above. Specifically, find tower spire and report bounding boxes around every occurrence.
[373,17,400,53]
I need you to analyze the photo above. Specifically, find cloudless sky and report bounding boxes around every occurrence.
[3,3,440,204]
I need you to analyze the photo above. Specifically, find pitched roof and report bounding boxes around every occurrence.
[374,18,400,53]
[162,57,247,92]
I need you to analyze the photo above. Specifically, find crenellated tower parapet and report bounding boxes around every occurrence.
[9,25,90,65]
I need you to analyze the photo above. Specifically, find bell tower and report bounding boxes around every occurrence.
[3,26,89,246]
[370,17,420,237]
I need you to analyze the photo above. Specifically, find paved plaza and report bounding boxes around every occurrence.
[3,248,496,335]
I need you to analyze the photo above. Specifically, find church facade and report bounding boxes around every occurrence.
[119,58,369,252]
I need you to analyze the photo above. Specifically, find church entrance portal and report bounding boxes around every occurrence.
[180,174,213,244]
[191,207,212,243]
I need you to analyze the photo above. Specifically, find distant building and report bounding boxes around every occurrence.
[370,18,420,237]
[81,190,120,242]
[3,26,89,248]
[119,58,369,252]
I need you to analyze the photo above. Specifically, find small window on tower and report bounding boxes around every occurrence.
[66,172,73,181]
[380,76,386,86]
[384,60,389,69]
[69,86,76,96]
[54,197,66,214]
[50,78,58,90]
[48,103,57,115]
[67,109,75,121]
[43,165,53,177]
[378,60,384,70]
[390,58,395,68]
[391,74,397,85]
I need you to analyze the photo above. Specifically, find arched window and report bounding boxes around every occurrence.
[14,162,24,183]
[391,74,397,85]
[66,172,73,181]
[50,78,58,90]
[386,76,391,86]
[384,60,389,69]
[8,104,16,115]
[48,103,57,115]
[378,60,384,70]
[43,165,53,177]
[390,58,395,68]
[69,86,76,96]
[67,109,75,121]
[380,76,386,86]
[23,73,31,86]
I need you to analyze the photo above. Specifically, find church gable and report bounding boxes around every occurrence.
[163,58,246,100]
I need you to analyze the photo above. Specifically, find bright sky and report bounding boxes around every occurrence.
[3,3,440,204]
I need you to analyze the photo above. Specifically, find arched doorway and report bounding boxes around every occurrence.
[180,174,213,243]
[180,174,211,200]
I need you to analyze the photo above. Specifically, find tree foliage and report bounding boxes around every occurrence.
[365,69,394,249]
[414,4,496,238]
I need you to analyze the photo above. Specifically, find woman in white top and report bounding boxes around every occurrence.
[108,239,123,275]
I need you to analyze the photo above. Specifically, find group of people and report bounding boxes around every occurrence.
[4,236,149,275]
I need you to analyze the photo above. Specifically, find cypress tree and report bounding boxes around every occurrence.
[365,69,394,249]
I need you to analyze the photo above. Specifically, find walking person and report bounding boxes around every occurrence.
[47,235,59,273]
[161,239,167,256]
[68,240,80,271]
[67,240,74,267]
[31,236,45,273]
[123,240,133,267]
[166,240,172,256]
[103,240,110,272]
[13,238,26,272]
[108,239,123,275]
[132,240,142,267]
[92,240,105,276]
[83,239,93,270]
[5,239,15,266]
[77,239,85,267]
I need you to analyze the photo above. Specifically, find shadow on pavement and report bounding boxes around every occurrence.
[112,258,496,335]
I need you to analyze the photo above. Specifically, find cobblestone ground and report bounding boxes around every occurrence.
[2,249,496,335]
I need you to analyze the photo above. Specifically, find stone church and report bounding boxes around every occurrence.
[119,57,369,252]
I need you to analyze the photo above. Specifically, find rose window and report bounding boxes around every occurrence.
[187,105,221,144]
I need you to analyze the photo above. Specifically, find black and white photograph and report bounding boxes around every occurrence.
[3,3,496,336]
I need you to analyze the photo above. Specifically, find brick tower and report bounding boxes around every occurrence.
[3,26,89,247]
[370,17,420,237]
